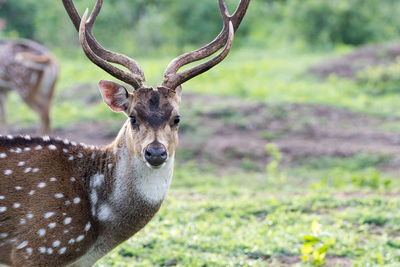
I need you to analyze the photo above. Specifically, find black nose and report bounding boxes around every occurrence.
[145,146,168,166]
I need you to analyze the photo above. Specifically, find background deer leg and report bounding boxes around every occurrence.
[0,91,8,134]
[39,108,51,135]
[37,64,57,135]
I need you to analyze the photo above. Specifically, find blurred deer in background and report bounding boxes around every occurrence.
[0,39,58,134]
[0,0,249,265]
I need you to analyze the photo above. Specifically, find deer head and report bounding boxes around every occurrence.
[63,0,249,168]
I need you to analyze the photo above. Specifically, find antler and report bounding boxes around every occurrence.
[162,0,250,91]
[62,0,145,90]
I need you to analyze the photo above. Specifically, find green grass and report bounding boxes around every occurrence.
[95,162,400,266]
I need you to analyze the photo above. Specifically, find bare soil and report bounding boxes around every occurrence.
[309,42,400,78]
[9,93,400,172]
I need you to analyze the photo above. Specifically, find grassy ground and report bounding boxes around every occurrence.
[97,161,400,266]
[4,46,400,266]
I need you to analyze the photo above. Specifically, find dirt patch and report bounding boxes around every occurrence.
[9,93,400,172]
[268,255,352,266]
[309,42,400,78]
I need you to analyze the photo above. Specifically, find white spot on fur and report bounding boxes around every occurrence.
[97,204,114,222]
[15,186,22,190]
[64,217,72,225]
[39,247,46,253]
[58,247,67,254]
[32,168,39,173]
[24,147,31,151]
[52,240,60,247]
[26,214,33,219]
[47,248,53,254]
[15,148,22,153]
[18,161,25,166]
[17,241,28,249]
[37,229,46,237]
[84,222,91,232]
[69,155,74,161]
[76,235,84,242]
[42,136,50,142]
[70,177,76,182]
[29,190,35,195]
[24,135,31,140]
[78,152,83,158]
[108,163,113,169]
[48,145,57,150]
[13,203,20,208]
[91,152,96,159]
[26,247,33,255]
[7,135,13,140]
[54,193,64,199]
[19,218,26,225]
[68,238,75,245]
[38,182,46,188]
[48,222,56,229]
[24,168,32,173]
[4,170,12,175]
[0,196,4,199]
[0,153,6,158]
[63,139,69,145]
[50,177,57,182]
[0,233,8,238]
[71,141,77,146]
[65,200,71,206]
[90,191,98,208]
[35,145,43,150]
[91,173,104,188]
[44,212,55,219]
[73,197,80,204]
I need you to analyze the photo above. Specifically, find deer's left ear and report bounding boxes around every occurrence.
[98,80,131,113]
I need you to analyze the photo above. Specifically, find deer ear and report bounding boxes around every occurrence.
[175,85,182,102]
[98,80,130,113]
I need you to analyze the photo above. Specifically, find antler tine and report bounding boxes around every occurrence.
[62,0,145,89]
[79,9,143,88]
[162,0,250,90]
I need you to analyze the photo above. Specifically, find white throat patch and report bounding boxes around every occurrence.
[112,145,174,206]
[132,156,174,204]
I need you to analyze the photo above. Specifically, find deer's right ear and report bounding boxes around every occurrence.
[98,80,131,113]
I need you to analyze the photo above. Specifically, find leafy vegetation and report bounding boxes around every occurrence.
[2,0,400,52]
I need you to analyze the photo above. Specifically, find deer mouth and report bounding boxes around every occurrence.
[145,161,167,170]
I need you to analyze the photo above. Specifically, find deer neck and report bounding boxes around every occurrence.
[80,122,174,246]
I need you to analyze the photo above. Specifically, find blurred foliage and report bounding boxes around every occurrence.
[356,62,400,95]
[1,0,400,53]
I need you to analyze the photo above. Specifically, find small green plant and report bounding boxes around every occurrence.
[265,143,286,183]
[301,220,336,266]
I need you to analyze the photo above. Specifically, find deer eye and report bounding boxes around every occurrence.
[174,115,180,125]
[129,115,137,125]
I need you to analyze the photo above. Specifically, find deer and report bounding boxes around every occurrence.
[0,39,59,135]
[0,0,250,265]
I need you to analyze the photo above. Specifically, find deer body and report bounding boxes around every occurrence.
[0,39,58,135]
[0,0,249,265]
[0,120,173,266]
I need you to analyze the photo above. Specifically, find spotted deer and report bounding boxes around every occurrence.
[0,39,59,135]
[0,0,250,265]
